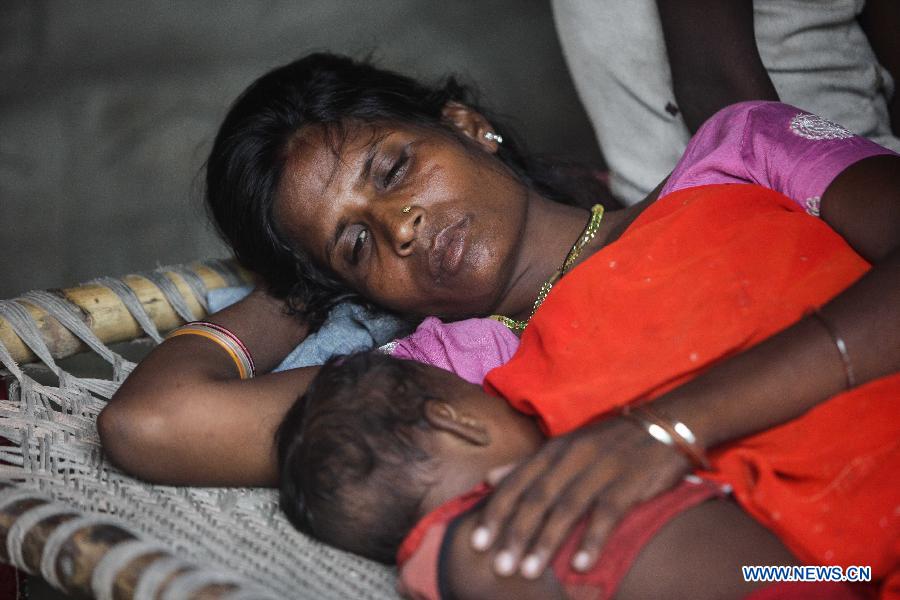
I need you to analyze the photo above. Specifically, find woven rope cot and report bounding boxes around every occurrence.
[0,260,398,599]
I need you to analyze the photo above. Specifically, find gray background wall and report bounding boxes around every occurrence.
[0,1,602,299]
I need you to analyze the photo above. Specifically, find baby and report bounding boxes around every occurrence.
[275,346,827,600]
[275,349,543,564]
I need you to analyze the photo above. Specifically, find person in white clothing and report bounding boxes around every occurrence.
[552,0,900,204]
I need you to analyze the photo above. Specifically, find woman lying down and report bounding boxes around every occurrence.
[99,54,900,599]
[277,145,900,599]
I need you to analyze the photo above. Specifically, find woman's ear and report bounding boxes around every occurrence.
[441,102,501,153]
[424,399,491,446]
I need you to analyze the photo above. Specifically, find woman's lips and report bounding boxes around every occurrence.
[429,217,470,280]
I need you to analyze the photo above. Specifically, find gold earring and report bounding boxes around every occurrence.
[401,205,412,214]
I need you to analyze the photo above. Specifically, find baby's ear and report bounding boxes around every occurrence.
[423,399,490,447]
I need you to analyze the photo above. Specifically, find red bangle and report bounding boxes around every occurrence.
[190,321,256,375]
[166,321,256,379]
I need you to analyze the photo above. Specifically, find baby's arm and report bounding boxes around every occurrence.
[444,497,795,600]
[444,510,566,600]
[617,498,795,600]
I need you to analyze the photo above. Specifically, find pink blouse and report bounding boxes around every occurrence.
[659,101,897,216]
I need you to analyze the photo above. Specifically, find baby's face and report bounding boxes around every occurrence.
[412,364,543,515]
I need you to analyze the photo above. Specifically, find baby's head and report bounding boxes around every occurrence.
[276,351,541,563]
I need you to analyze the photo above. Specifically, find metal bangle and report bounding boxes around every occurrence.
[621,404,712,471]
[808,308,856,390]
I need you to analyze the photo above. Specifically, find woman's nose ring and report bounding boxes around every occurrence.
[401,205,412,214]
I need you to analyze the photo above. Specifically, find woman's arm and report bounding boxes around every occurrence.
[670,154,900,447]
[98,287,314,487]
[656,0,778,133]
[469,154,900,577]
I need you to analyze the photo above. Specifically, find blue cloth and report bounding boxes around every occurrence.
[207,286,410,371]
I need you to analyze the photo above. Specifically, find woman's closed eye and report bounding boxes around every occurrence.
[350,227,369,265]
[382,149,410,189]
[342,145,413,267]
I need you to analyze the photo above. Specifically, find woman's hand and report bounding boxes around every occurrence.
[470,414,691,579]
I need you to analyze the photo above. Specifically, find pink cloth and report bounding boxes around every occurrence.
[389,316,520,384]
[660,101,897,216]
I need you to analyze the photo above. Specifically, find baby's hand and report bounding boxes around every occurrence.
[470,415,691,579]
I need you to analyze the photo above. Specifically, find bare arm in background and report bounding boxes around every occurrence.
[859,0,900,137]
[656,0,778,133]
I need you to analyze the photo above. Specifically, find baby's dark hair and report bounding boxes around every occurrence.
[276,351,437,563]
[205,52,611,330]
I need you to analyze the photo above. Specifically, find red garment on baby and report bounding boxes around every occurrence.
[397,480,725,600]
[485,184,900,594]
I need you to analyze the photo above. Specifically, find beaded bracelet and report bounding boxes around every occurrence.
[620,404,711,471]
[166,321,256,379]
[808,308,856,391]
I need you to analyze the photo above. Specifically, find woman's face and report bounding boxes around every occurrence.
[275,121,530,317]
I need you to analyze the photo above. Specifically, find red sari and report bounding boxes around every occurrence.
[485,184,900,594]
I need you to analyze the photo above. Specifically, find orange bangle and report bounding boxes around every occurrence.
[166,322,255,379]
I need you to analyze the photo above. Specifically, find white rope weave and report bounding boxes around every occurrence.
[0,301,59,373]
[90,276,164,344]
[223,590,280,600]
[1,296,125,399]
[0,488,48,512]
[132,556,187,600]
[0,262,399,599]
[40,515,124,589]
[203,260,245,288]
[91,539,167,600]
[19,291,133,370]
[161,569,269,600]
[140,272,198,324]
[163,266,210,314]
[6,502,72,574]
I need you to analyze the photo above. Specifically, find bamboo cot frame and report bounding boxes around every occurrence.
[0,262,252,366]
[0,260,401,599]
[0,483,234,599]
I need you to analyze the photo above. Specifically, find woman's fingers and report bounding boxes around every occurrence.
[474,432,609,576]
[513,432,659,579]
[490,462,595,577]
[485,462,517,486]
[568,482,646,572]
[472,417,693,579]
[471,443,561,553]
[570,451,688,572]
[516,472,613,579]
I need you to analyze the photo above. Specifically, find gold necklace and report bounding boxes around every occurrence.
[490,203,605,333]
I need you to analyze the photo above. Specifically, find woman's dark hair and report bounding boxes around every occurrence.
[206,52,608,329]
[276,352,436,563]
